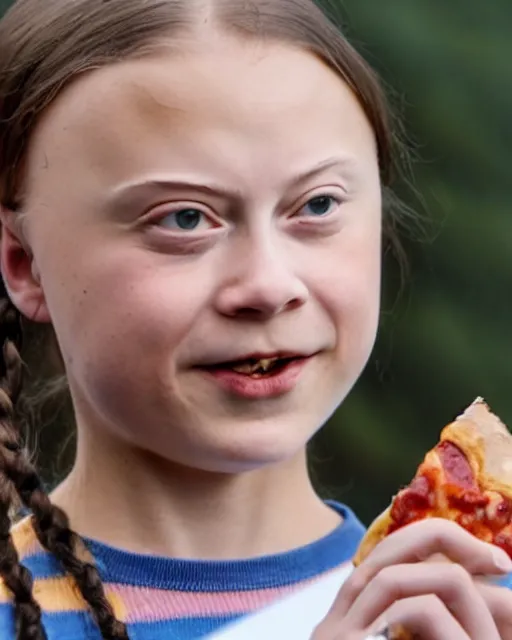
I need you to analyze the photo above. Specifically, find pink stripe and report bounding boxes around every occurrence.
[106,562,350,623]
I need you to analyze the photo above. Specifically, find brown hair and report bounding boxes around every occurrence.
[0,0,407,638]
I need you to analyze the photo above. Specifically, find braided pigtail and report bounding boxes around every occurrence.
[0,290,46,640]
[0,282,128,640]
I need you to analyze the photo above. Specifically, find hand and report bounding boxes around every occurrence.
[311,518,512,639]
[474,579,512,639]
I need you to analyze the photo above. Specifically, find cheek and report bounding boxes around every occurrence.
[41,244,212,372]
[47,254,214,429]
[310,224,381,312]
[307,224,382,360]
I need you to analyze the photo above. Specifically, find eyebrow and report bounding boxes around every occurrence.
[287,156,357,187]
[107,179,242,209]
[106,155,356,210]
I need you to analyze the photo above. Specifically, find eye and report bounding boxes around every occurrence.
[298,195,340,217]
[158,207,216,232]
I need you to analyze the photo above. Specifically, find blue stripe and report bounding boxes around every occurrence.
[16,502,365,591]
[0,604,243,640]
[4,579,512,639]
[494,572,512,588]
[0,606,102,640]
[87,502,365,590]
[22,551,65,580]
[0,605,14,639]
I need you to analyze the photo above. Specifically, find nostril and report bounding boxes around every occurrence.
[215,275,309,319]
[285,297,304,311]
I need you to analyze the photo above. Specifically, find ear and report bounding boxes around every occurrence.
[0,207,51,323]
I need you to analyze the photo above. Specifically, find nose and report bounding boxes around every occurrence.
[215,241,309,319]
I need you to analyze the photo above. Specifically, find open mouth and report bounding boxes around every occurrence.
[205,356,299,378]
[198,353,311,398]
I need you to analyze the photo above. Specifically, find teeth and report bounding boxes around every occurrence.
[259,358,275,371]
[231,358,278,374]
[231,362,257,374]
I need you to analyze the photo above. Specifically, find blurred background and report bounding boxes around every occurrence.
[1,0,511,526]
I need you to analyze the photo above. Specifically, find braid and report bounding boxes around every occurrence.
[0,295,46,640]
[0,285,129,640]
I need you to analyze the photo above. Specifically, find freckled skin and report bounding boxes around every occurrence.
[9,37,382,472]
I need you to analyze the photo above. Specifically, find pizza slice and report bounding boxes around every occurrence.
[353,397,512,639]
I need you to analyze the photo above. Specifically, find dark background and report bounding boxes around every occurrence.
[2,0,511,525]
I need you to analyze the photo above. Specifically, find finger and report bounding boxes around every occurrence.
[334,519,512,617]
[369,594,471,640]
[364,519,512,574]
[344,563,499,638]
[310,626,363,640]
[476,582,512,640]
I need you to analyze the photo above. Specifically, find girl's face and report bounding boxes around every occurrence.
[3,37,382,472]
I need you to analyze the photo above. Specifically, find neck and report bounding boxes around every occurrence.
[52,428,341,560]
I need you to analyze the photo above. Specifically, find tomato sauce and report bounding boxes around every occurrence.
[486,497,512,532]
[493,531,512,559]
[387,440,512,555]
[448,491,488,512]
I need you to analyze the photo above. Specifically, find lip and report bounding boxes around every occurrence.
[233,351,302,361]
[197,356,312,399]
[199,351,307,367]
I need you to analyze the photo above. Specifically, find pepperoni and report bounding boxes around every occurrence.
[406,475,432,506]
[436,441,476,489]
[391,475,432,526]
[387,440,512,547]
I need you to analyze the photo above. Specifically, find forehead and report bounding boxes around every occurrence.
[26,37,377,190]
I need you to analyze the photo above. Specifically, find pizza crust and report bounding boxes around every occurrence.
[354,398,512,566]
[452,397,512,496]
[352,507,392,567]
[351,398,512,640]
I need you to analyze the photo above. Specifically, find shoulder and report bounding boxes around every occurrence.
[0,517,43,637]
[0,516,44,599]
[0,517,89,639]
[10,514,43,554]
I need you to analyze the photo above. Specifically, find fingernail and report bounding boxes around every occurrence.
[492,548,512,572]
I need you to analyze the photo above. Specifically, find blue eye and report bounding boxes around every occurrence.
[300,195,339,217]
[159,208,211,231]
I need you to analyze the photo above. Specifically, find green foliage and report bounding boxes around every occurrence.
[314,0,512,523]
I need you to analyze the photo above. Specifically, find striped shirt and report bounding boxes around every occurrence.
[0,502,364,639]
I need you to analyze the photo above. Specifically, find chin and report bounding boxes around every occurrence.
[189,420,313,474]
